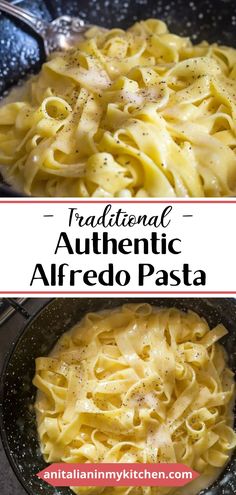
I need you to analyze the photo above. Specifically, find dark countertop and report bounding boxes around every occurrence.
[0,299,50,495]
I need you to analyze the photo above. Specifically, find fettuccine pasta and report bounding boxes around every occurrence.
[34,304,236,495]
[1,20,236,196]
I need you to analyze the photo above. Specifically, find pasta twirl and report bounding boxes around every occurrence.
[1,20,236,197]
[33,304,236,495]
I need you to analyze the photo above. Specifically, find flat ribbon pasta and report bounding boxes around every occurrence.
[33,304,236,495]
[1,19,236,196]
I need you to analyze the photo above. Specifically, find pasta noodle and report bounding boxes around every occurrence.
[33,304,236,495]
[1,20,236,196]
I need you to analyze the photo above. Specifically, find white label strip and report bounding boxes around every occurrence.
[0,199,235,296]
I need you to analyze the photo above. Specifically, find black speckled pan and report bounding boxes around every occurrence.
[0,0,236,195]
[0,297,235,495]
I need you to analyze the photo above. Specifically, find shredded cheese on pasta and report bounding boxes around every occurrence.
[33,304,236,495]
[1,19,236,196]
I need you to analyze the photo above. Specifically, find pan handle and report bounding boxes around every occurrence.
[5,298,31,319]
